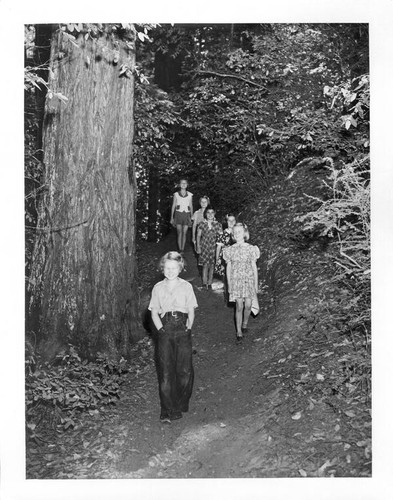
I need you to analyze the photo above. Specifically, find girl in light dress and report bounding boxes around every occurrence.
[223,223,260,341]
[170,179,193,253]
[196,207,222,290]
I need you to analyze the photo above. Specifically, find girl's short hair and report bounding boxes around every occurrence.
[203,205,215,219]
[179,178,188,184]
[159,251,185,272]
[199,195,210,204]
[234,222,250,241]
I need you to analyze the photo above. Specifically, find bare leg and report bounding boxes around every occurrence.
[202,264,208,285]
[235,299,244,336]
[181,225,188,251]
[242,297,252,328]
[176,224,183,252]
[207,264,214,285]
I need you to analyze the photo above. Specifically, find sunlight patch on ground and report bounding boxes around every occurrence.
[174,422,229,450]
[124,422,230,477]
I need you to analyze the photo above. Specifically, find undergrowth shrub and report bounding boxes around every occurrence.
[26,344,129,442]
[295,156,370,401]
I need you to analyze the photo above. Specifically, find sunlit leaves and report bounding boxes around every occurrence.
[24,68,48,92]
[47,91,68,104]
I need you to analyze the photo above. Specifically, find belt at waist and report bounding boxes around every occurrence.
[161,311,188,320]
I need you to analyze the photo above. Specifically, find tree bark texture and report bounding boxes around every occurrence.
[28,28,140,360]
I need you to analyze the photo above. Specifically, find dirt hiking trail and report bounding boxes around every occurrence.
[33,226,370,480]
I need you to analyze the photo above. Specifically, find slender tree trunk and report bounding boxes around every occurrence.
[33,24,53,165]
[229,24,234,48]
[28,26,140,360]
[147,162,160,242]
[25,25,54,333]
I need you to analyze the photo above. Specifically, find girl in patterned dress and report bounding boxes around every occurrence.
[223,223,260,341]
[215,214,236,303]
[196,207,222,290]
[215,213,236,276]
[191,195,210,247]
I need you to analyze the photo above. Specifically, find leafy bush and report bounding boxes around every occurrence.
[295,157,370,401]
[296,157,369,272]
[26,344,129,440]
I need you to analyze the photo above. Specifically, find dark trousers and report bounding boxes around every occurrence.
[155,313,194,418]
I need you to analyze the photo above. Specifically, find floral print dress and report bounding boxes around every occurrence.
[215,229,235,276]
[198,220,222,265]
[223,242,260,301]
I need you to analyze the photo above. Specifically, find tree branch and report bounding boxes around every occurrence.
[192,70,268,93]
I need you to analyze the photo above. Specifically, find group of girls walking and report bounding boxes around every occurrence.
[170,178,260,342]
[149,179,260,424]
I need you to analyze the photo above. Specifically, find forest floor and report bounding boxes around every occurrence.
[27,233,371,480]
[26,166,371,481]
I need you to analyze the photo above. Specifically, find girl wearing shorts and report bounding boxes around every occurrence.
[171,179,193,253]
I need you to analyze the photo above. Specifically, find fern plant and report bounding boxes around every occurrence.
[295,157,370,400]
[296,156,370,272]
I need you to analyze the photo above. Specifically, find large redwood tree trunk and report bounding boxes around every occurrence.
[28,25,140,360]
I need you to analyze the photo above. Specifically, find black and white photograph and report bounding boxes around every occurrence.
[1,1,393,499]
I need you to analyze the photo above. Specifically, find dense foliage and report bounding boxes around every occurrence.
[26,344,128,438]
[133,24,369,234]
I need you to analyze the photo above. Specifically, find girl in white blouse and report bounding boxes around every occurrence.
[170,179,193,253]
[149,251,198,423]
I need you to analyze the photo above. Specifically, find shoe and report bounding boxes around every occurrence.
[170,411,183,420]
[207,284,212,290]
[160,415,171,424]
[241,326,248,335]
[236,334,243,343]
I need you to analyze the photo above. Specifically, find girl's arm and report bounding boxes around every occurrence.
[151,309,163,331]
[215,242,222,263]
[226,261,232,292]
[170,194,176,225]
[192,212,198,243]
[214,224,223,262]
[189,194,194,218]
[251,260,258,294]
[196,227,202,253]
